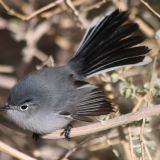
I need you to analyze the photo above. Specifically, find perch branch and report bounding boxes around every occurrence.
[42,105,160,139]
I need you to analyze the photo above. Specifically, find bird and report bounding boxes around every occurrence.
[0,9,151,139]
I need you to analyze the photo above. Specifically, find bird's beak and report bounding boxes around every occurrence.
[0,104,12,111]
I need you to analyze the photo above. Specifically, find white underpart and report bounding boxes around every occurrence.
[7,110,72,134]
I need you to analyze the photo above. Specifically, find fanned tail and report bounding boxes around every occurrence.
[68,9,151,77]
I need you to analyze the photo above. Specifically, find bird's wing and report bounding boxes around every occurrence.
[59,82,114,122]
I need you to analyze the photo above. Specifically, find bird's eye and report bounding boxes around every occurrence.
[20,104,28,111]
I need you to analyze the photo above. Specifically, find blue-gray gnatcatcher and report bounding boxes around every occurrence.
[0,10,151,139]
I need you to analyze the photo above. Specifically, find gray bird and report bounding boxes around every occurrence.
[0,10,151,139]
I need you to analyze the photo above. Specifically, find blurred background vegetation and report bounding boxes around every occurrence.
[0,0,160,160]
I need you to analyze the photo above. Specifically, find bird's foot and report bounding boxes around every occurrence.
[61,124,73,140]
[32,133,40,141]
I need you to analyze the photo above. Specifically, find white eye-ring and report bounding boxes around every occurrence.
[20,104,29,111]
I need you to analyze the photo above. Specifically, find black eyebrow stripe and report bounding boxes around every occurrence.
[23,99,32,103]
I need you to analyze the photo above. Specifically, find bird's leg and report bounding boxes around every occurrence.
[64,124,73,140]
[61,124,73,140]
[32,133,40,141]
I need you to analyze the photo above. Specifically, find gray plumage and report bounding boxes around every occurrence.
[2,10,151,135]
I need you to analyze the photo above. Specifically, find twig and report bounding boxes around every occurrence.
[139,57,157,160]
[41,0,88,18]
[149,57,157,101]
[36,56,55,70]
[140,0,160,19]
[140,118,145,160]
[112,0,128,10]
[25,0,64,20]
[0,0,64,21]
[112,0,155,38]
[60,138,90,160]
[121,139,132,160]
[106,139,119,157]
[144,144,153,160]
[42,105,160,139]
[128,127,135,160]
[64,0,87,29]
[134,17,155,38]
[0,75,16,89]
[132,96,145,112]
[22,20,52,63]
[0,140,36,160]
[154,145,160,160]
[81,0,107,13]
[88,138,119,152]
[0,0,26,20]
[0,65,14,73]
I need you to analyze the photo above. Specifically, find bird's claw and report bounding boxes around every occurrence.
[61,124,73,140]
[32,133,40,141]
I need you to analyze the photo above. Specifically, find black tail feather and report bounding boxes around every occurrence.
[85,46,149,74]
[69,9,151,77]
[85,37,146,67]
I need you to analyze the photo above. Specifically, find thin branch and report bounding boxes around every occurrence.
[112,0,128,10]
[140,118,145,160]
[60,138,90,160]
[25,0,64,20]
[139,57,157,160]
[144,143,153,160]
[121,140,132,160]
[0,75,16,89]
[0,0,26,20]
[0,0,64,21]
[140,0,160,19]
[153,145,160,160]
[149,57,157,101]
[0,140,36,160]
[132,96,145,112]
[41,0,88,18]
[80,0,107,13]
[128,126,135,160]
[64,0,87,29]
[106,139,119,157]
[112,0,156,38]
[42,105,160,139]
[0,65,14,73]
[36,56,55,70]
[134,17,155,38]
